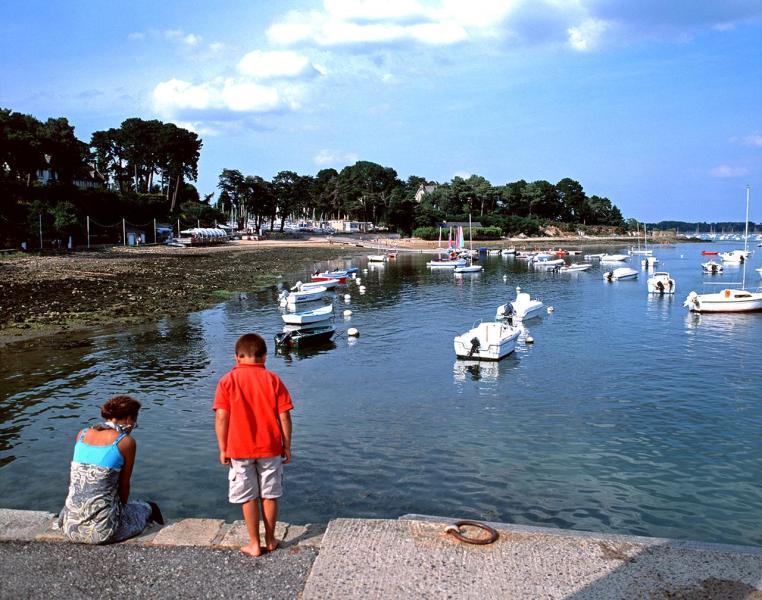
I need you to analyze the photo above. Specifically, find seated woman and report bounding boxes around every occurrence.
[59,395,163,544]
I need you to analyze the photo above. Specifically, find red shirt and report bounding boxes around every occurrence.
[213,363,293,459]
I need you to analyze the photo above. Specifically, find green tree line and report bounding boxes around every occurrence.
[1,107,626,248]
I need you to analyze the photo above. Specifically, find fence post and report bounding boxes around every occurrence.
[39,213,43,249]
[154,218,157,244]
[123,218,126,246]
[177,219,180,237]
[87,216,90,249]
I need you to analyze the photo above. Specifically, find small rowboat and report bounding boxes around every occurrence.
[312,273,348,284]
[279,287,327,306]
[281,304,334,325]
[274,325,335,348]
[293,279,339,291]
[701,250,719,256]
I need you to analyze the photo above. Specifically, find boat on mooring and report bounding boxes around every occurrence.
[685,187,762,313]
[281,304,334,325]
[496,287,544,321]
[453,321,521,361]
[702,260,724,274]
[603,267,638,281]
[647,272,676,294]
[274,325,335,348]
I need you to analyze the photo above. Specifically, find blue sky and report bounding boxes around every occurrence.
[1,1,760,222]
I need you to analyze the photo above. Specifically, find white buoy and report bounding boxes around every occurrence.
[344,294,351,302]
[526,336,534,344]
[362,268,368,274]
[348,327,359,337]
[359,285,366,292]
[547,306,554,313]
[343,309,352,317]
[503,275,507,281]
[355,278,362,285]
[352,273,357,279]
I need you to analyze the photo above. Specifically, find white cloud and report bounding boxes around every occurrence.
[453,170,472,179]
[238,50,315,79]
[742,132,762,147]
[267,0,499,48]
[710,165,749,178]
[221,80,281,112]
[127,32,145,41]
[152,77,284,116]
[568,18,609,51]
[161,29,202,46]
[314,149,359,166]
[209,42,225,53]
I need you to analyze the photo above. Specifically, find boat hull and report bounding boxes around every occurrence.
[274,326,335,348]
[453,323,520,361]
[281,305,334,325]
[684,290,762,313]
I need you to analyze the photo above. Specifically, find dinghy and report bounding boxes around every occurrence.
[281,304,334,325]
[603,267,638,281]
[275,325,335,348]
[496,287,544,321]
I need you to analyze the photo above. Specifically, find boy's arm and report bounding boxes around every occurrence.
[279,410,292,464]
[215,409,231,465]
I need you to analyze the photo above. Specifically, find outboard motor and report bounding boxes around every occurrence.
[467,337,481,358]
[656,280,664,293]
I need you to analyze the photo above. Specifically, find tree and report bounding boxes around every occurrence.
[218,169,246,228]
[556,178,587,223]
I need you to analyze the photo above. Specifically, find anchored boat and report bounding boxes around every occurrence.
[453,321,520,361]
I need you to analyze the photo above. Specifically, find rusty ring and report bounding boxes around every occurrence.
[445,520,499,545]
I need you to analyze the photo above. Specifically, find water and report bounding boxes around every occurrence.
[1,243,761,547]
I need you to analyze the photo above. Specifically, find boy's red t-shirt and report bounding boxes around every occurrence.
[213,363,293,459]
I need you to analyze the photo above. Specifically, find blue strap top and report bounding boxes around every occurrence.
[72,429,126,470]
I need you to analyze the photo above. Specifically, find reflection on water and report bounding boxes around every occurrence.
[1,244,762,547]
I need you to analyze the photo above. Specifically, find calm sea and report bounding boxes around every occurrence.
[1,242,761,547]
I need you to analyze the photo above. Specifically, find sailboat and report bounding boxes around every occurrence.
[684,186,762,313]
[629,222,653,256]
[454,214,483,272]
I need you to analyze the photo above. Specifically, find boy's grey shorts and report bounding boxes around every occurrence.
[228,456,283,503]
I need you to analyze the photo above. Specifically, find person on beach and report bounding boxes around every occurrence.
[214,333,293,557]
[59,395,163,544]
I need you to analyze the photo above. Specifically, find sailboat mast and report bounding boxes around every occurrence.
[744,185,749,255]
[469,213,473,251]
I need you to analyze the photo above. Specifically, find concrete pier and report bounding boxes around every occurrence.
[0,508,760,599]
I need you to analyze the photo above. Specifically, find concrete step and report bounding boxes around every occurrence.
[301,515,762,599]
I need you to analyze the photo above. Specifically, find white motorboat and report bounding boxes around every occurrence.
[279,286,327,306]
[603,267,638,281]
[647,272,676,294]
[427,257,467,268]
[583,253,605,260]
[496,286,544,321]
[515,251,536,260]
[702,260,724,273]
[454,262,483,273]
[453,321,521,361]
[367,254,386,262]
[757,267,762,277]
[487,249,501,256]
[559,263,592,272]
[293,278,339,291]
[601,254,629,262]
[684,289,762,313]
[685,186,762,313]
[532,255,565,268]
[719,249,750,264]
[501,247,517,256]
[281,304,334,325]
[641,256,659,269]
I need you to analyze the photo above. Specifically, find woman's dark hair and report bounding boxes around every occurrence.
[101,395,141,420]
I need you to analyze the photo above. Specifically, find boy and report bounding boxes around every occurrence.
[213,333,293,557]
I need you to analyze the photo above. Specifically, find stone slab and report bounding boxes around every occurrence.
[152,518,224,547]
[0,509,55,541]
[301,517,762,600]
[218,520,287,548]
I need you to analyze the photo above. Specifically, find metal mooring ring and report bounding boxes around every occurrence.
[444,520,499,545]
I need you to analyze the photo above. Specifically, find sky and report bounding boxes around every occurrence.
[1,0,760,222]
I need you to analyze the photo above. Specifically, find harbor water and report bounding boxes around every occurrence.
[1,243,761,547]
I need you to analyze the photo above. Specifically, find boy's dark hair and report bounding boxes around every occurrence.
[101,395,141,420]
[235,333,267,358]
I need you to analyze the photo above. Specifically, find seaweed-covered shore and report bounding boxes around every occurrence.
[0,242,356,348]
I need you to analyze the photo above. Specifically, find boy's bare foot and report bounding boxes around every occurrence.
[265,540,279,553]
[240,543,264,557]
